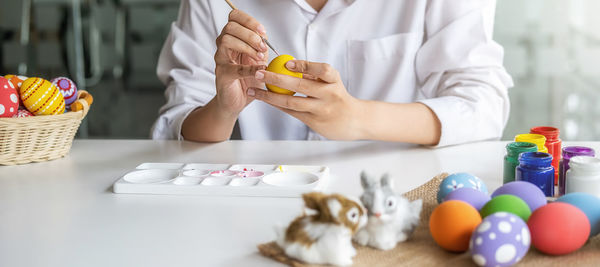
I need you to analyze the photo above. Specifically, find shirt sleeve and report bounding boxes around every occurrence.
[416,0,513,147]
[150,0,220,140]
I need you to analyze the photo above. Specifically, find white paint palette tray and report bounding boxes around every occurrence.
[112,163,329,197]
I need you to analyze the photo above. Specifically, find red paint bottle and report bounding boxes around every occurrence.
[530,126,561,185]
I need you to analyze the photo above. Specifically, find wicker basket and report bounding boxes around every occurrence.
[0,91,91,165]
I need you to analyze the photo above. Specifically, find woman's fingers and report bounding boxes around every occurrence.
[215,10,268,64]
[217,64,266,83]
[228,9,267,37]
[254,70,324,98]
[285,60,339,83]
[216,34,264,62]
[248,87,318,112]
[222,21,267,53]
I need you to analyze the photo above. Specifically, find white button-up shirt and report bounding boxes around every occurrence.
[152,0,513,146]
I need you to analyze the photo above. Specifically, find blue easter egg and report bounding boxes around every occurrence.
[557,192,600,238]
[438,173,488,203]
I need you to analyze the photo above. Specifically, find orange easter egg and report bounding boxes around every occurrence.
[430,200,482,252]
[4,74,28,89]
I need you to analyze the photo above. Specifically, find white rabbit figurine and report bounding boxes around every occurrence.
[354,172,423,250]
[276,192,367,266]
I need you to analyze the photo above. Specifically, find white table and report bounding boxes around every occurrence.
[1,140,597,267]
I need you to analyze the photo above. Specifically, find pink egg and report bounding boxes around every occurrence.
[527,202,589,255]
[50,77,78,105]
[0,77,19,118]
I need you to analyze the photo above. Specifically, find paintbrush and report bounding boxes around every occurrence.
[224,0,281,56]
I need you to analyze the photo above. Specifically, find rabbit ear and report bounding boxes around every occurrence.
[360,171,376,189]
[302,192,326,213]
[381,173,393,189]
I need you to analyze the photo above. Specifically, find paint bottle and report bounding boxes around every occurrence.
[565,156,600,197]
[503,142,538,184]
[530,126,561,185]
[558,146,595,196]
[515,134,548,153]
[516,152,554,197]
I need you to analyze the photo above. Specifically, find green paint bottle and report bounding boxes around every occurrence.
[503,142,538,184]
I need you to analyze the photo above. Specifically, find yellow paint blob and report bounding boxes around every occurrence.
[266,55,302,95]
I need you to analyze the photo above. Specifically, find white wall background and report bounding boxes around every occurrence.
[496,0,600,141]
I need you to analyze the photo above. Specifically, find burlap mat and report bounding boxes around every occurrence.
[258,173,600,266]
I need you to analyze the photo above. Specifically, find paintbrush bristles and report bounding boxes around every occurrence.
[225,0,237,10]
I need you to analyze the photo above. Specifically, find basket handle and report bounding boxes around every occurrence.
[71,90,93,118]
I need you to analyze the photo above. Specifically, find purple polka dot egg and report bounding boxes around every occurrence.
[469,212,530,267]
[50,77,78,105]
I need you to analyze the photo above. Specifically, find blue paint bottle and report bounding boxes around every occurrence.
[516,152,555,197]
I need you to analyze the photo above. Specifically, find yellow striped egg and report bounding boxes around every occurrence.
[19,78,65,115]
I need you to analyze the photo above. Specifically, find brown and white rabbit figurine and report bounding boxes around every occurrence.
[276,192,367,266]
[354,172,422,250]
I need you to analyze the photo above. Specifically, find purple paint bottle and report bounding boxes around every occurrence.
[558,146,595,196]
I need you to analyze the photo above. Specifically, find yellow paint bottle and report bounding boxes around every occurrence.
[515,134,548,153]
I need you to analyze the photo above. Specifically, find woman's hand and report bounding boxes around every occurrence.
[214,9,268,118]
[248,60,366,140]
[182,10,269,142]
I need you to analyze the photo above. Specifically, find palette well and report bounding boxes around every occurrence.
[112,163,329,197]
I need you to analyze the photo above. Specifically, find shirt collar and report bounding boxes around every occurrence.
[292,0,357,15]
[293,0,318,14]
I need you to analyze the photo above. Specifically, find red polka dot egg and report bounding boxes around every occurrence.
[0,77,19,117]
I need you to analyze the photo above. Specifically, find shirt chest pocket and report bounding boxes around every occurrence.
[346,32,423,102]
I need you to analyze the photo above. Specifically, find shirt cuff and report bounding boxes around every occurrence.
[175,106,198,141]
[418,96,473,147]
[151,104,198,140]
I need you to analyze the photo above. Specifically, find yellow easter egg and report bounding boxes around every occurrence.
[20,77,65,115]
[266,54,302,95]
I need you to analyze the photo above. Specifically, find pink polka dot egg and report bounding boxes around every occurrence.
[50,77,78,105]
[469,212,530,267]
[0,77,19,117]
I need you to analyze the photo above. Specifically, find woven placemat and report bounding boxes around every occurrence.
[258,173,600,266]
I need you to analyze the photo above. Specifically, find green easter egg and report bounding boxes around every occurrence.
[480,194,532,222]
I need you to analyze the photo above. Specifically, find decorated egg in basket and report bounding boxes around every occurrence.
[0,77,19,117]
[19,77,65,115]
[50,77,78,105]
[12,108,34,118]
[4,74,28,89]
